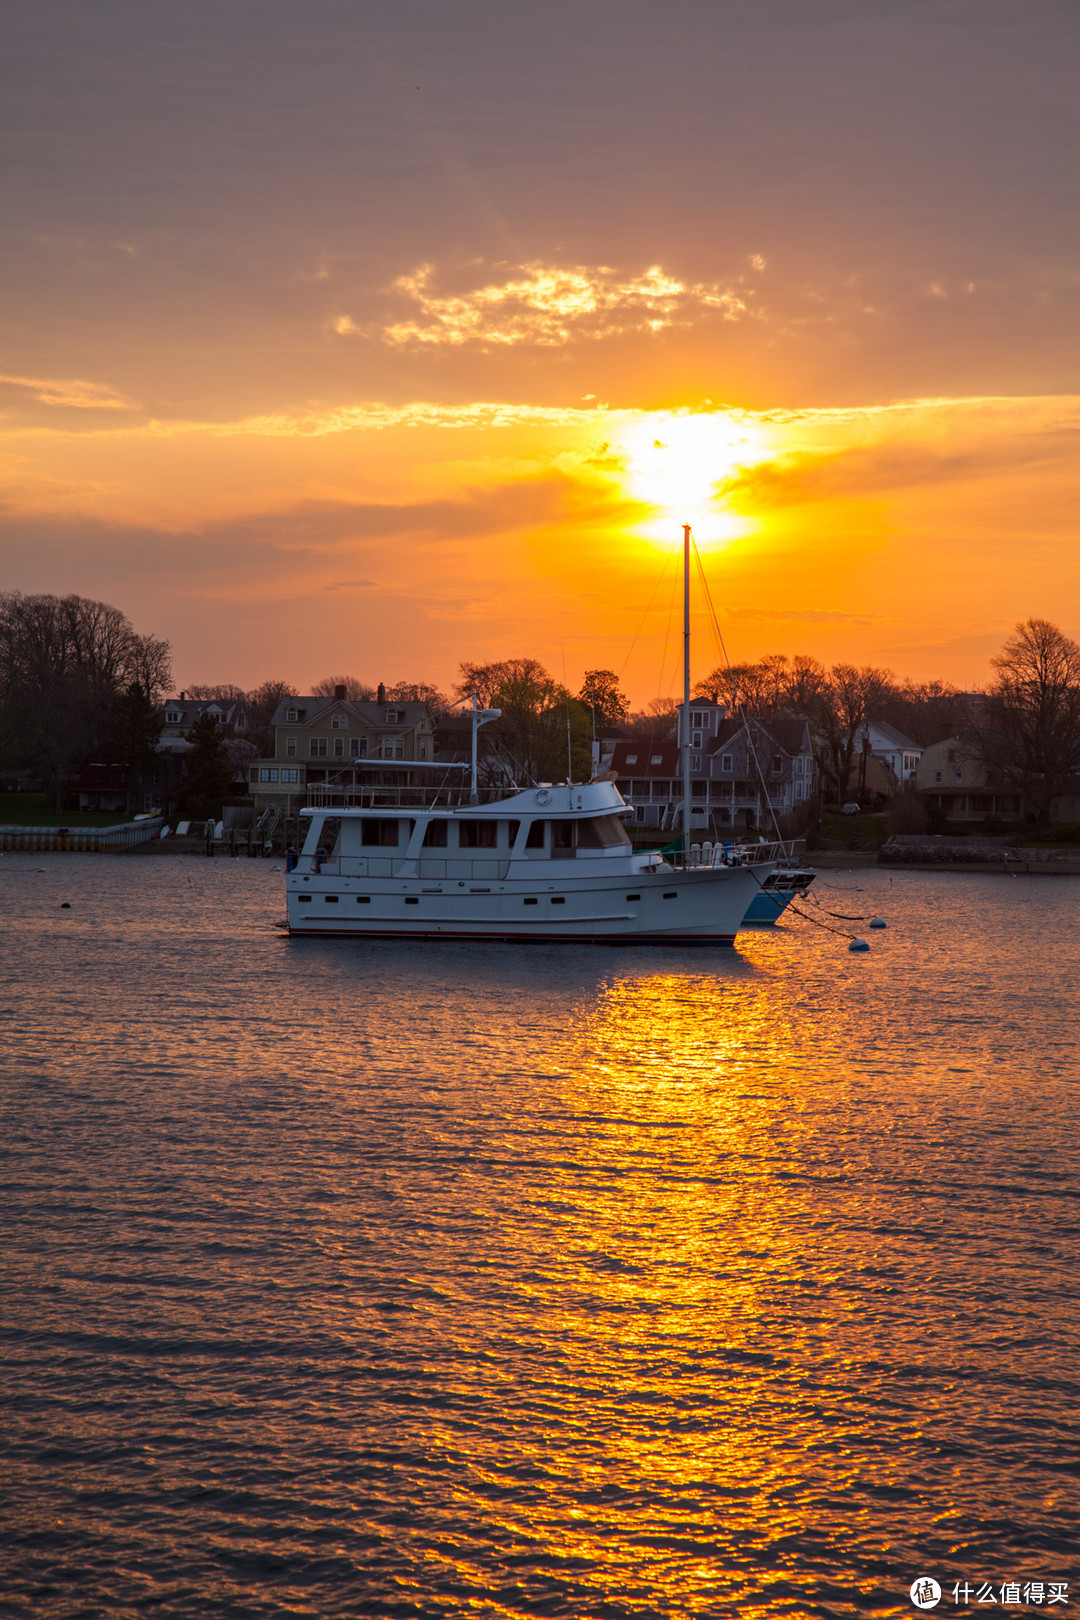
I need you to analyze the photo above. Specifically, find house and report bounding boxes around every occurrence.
[611,703,816,834]
[249,683,438,813]
[916,735,1022,823]
[161,693,248,738]
[852,720,922,794]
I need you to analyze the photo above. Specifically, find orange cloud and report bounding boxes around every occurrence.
[333,261,756,349]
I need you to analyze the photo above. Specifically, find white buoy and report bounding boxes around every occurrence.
[848,938,870,952]
[869,917,887,928]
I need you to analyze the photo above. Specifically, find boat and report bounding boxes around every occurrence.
[742,865,816,923]
[285,525,778,944]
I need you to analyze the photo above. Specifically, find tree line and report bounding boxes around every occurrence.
[3,590,1078,827]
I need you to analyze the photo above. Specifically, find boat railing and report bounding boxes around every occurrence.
[304,783,521,809]
[669,837,804,869]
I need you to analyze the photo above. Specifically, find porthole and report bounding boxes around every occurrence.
[550,896,566,905]
[663,891,677,900]
[523,897,538,905]
[626,893,640,901]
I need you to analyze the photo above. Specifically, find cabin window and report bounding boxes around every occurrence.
[576,815,631,849]
[298,895,311,903]
[405,897,419,905]
[356,895,371,903]
[551,821,574,857]
[507,821,520,847]
[550,896,566,904]
[325,895,339,904]
[523,897,538,905]
[361,818,401,846]
[525,821,545,849]
[422,821,448,847]
[458,819,497,849]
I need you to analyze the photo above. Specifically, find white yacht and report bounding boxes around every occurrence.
[285,523,777,944]
[286,782,776,944]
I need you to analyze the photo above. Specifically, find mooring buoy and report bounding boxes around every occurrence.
[869,917,886,928]
[848,938,870,952]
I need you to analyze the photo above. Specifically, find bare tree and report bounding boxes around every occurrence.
[0,592,171,807]
[245,679,297,756]
[811,663,895,804]
[981,618,1080,827]
[185,683,248,703]
[311,674,376,700]
[386,680,449,712]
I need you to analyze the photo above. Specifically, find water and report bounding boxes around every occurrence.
[1,854,1077,1618]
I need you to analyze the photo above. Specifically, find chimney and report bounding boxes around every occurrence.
[334,683,346,701]
[377,682,386,704]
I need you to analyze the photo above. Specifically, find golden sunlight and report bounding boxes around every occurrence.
[617,410,769,547]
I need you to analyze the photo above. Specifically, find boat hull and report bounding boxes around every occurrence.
[742,869,816,924]
[286,863,769,945]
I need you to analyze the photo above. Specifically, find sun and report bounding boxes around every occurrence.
[618,409,766,546]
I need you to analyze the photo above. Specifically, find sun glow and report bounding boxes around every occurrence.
[618,410,768,547]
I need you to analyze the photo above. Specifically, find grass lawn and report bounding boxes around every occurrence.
[0,793,133,828]
[817,811,890,849]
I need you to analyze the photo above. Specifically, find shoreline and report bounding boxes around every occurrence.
[810,849,1080,876]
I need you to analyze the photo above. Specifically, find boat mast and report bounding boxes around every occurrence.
[682,521,692,855]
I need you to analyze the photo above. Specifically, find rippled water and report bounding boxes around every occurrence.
[1,854,1077,1618]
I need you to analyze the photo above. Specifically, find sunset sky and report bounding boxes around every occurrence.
[1,0,1076,701]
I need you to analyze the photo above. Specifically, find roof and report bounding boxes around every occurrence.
[864,719,921,751]
[611,741,679,775]
[711,714,811,756]
[271,696,431,726]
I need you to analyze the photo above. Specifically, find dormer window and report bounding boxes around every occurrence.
[650,754,663,765]
[286,708,298,722]
[165,710,181,724]
[625,753,638,765]
[385,708,402,724]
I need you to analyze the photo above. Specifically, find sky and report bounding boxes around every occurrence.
[0,0,1076,703]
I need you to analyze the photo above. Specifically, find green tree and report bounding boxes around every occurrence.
[182,710,234,820]
[577,669,630,728]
